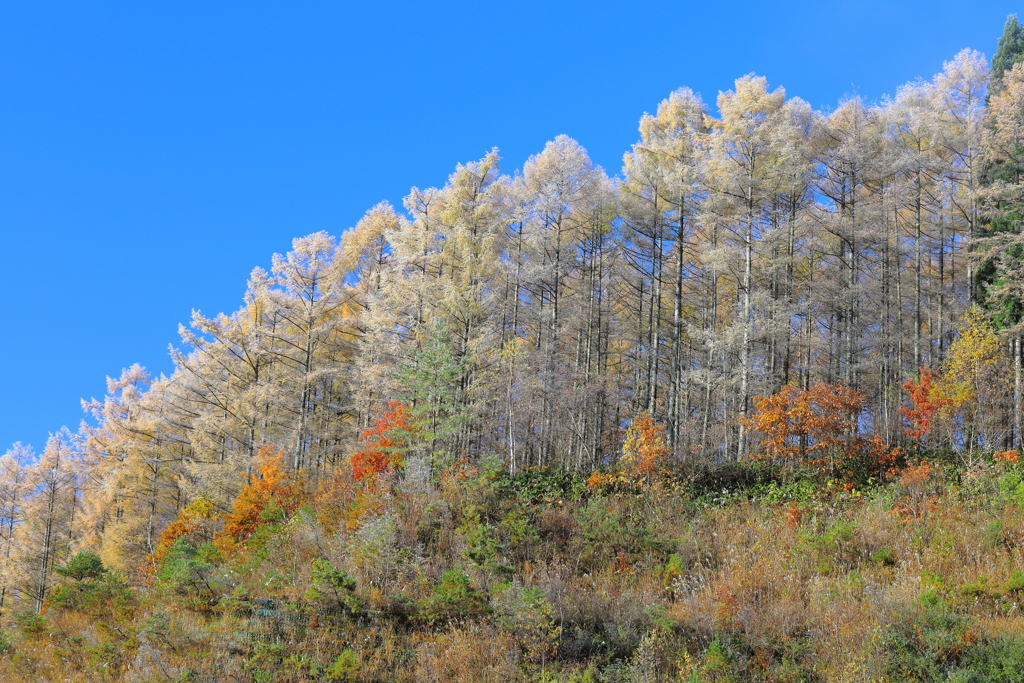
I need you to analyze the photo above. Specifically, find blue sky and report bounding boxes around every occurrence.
[0,0,1015,453]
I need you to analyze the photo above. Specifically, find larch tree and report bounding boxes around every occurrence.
[340,201,408,431]
[621,88,708,448]
[514,135,615,467]
[265,231,358,473]
[422,150,509,458]
[0,443,32,616]
[5,42,1019,589]
[887,81,946,371]
[80,365,187,573]
[167,274,281,507]
[12,430,83,612]
[813,98,882,389]
[926,49,989,431]
[180,270,280,463]
[700,75,804,459]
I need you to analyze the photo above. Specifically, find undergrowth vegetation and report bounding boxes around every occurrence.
[4,447,1024,682]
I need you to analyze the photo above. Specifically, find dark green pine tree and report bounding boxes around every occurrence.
[975,15,1024,327]
[992,15,1024,95]
[982,15,1024,233]
[394,321,472,470]
[977,15,1024,449]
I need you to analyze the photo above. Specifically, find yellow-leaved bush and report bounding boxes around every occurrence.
[588,413,670,493]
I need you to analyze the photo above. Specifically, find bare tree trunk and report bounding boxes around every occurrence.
[1016,336,1022,450]
[738,179,754,460]
[914,165,924,369]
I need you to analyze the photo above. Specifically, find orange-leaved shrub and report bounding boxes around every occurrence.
[995,449,1022,464]
[893,461,939,523]
[898,368,949,442]
[213,446,302,554]
[743,382,901,482]
[350,400,410,482]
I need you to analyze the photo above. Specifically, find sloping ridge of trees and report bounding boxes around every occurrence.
[7,18,1024,682]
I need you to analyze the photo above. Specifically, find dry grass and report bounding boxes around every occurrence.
[6,464,1024,681]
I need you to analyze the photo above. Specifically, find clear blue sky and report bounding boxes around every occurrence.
[0,0,1015,453]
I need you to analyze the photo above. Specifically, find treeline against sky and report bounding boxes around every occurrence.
[6,34,1024,621]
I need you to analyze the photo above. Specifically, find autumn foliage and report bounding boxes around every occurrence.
[12,36,1024,683]
[148,497,217,567]
[893,461,939,523]
[350,400,410,482]
[744,383,862,464]
[898,309,1013,453]
[898,368,949,441]
[744,382,901,480]
[621,413,669,477]
[213,447,301,553]
[995,449,1022,464]
[588,413,670,492]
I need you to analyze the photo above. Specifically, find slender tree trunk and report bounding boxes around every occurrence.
[914,164,924,369]
[669,200,686,449]
[938,210,946,359]
[1015,336,1022,450]
[738,179,754,460]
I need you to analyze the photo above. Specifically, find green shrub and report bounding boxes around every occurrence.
[870,548,897,566]
[457,508,514,574]
[156,536,221,610]
[959,636,1024,682]
[1003,570,1024,594]
[995,467,1024,509]
[796,519,858,572]
[326,649,360,681]
[700,636,738,680]
[660,552,687,588]
[574,496,674,568]
[419,567,488,624]
[306,558,361,613]
[14,611,46,636]
[54,551,107,581]
[49,569,137,620]
[752,478,819,505]
[86,638,126,671]
[882,604,968,680]
[878,600,1024,681]
[497,466,589,504]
